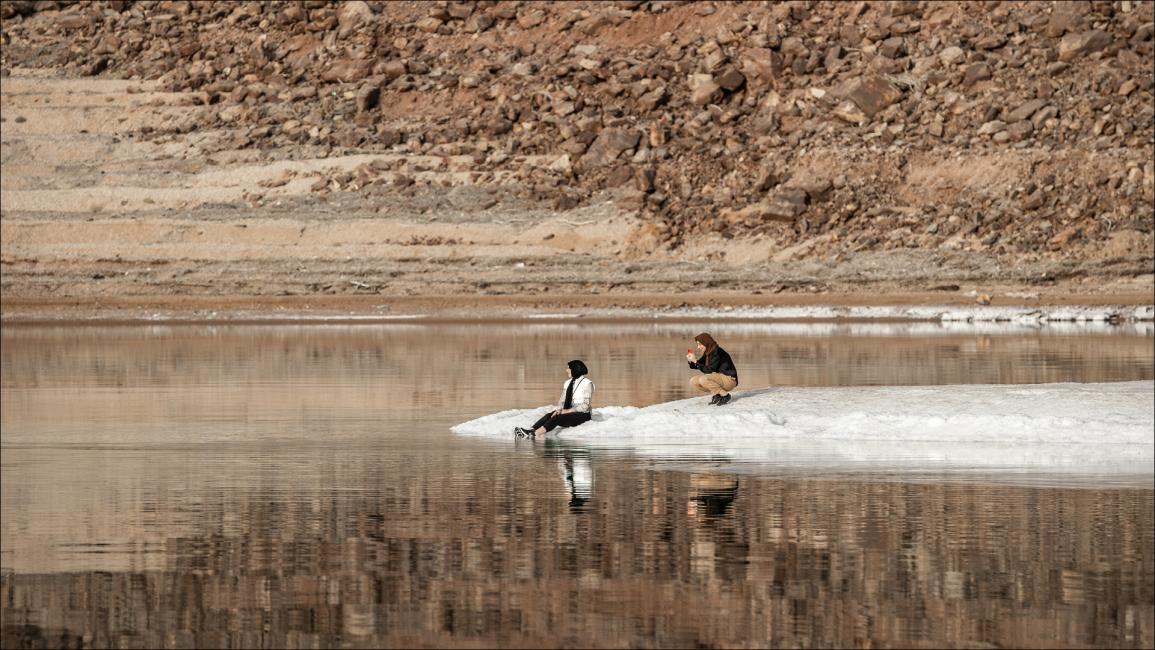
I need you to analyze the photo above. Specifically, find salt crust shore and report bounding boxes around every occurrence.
[453,381,1155,478]
[4,303,1150,324]
[640,304,1155,322]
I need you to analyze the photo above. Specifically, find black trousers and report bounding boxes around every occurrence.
[532,410,592,432]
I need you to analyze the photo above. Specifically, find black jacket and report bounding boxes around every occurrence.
[689,346,738,383]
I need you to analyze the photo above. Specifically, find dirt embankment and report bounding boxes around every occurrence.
[0,1,1152,319]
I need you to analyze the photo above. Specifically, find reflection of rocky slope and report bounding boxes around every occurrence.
[4,325,1151,446]
[2,465,1151,648]
[1,1,1152,305]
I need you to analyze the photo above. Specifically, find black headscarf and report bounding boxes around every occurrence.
[564,359,589,409]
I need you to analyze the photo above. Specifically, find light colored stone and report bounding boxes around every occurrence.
[832,100,867,125]
[978,120,1007,135]
[1058,30,1112,62]
[689,74,722,106]
[938,45,965,66]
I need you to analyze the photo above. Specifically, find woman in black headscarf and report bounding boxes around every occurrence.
[515,360,595,438]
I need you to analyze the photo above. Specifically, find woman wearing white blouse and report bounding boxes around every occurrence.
[515,360,594,438]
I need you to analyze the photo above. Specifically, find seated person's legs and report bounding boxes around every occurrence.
[531,411,554,431]
[539,411,591,433]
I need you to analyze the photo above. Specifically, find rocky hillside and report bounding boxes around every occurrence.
[2,0,1153,275]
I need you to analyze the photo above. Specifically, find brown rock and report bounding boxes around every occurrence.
[554,191,581,211]
[636,167,656,193]
[581,128,641,167]
[841,24,863,48]
[492,4,517,20]
[938,46,966,66]
[488,118,513,136]
[728,200,792,224]
[336,1,374,36]
[356,82,380,112]
[83,57,109,76]
[842,74,904,118]
[377,128,403,147]
[878,36,906,58]
[380,59,407,80]
[964,62,992,84]
[704,49,729,72]
[637,86,668,112]
[739,48,782,88]
[446,2,474,20]
[1045,3,1088,38]
[463,13,494,33]
[517,9,545,29]
[832,100,867,125]
[714,66,746,92]
[1058,30,1112,62]
[415,16,444,33]
[1021,191,1046,210]
[1049,225,1082,250]
[1006,120,1033,141]
[56,13,93,30]
[605,166,635,188]
[689,74,722,106]
[280,35,323,70]
[797,178,833,202]
[973,34,1007,51]
[320,58,372,83]
[1031,105,1059,128]
[755,169,780,192]
[1006,98,1048,122]
[765,188,809,219]
[217,105,243,123]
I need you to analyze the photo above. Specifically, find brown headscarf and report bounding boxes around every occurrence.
[694,333,718,363]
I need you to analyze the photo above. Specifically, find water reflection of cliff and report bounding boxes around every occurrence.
[3,467,1151,649]
[3,325,1152,647]
[3,325,1151,446]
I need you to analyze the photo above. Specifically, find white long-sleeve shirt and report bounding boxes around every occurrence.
[557,376,594,413]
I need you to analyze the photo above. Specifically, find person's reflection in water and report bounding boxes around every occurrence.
[686,472,739,519]
[542,440,593,512]
[686,472,748,583]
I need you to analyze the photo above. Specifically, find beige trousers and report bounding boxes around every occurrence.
[690,373,737,396]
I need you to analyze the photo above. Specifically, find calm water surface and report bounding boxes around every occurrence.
[2,322,1153,648]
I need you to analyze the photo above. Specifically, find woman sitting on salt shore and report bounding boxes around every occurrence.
[515,360,595,438]
[686,333,739,406]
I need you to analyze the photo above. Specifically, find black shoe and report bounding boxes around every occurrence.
[514,427,533,438]
[716,394,731,406]
[709,394,721,405]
